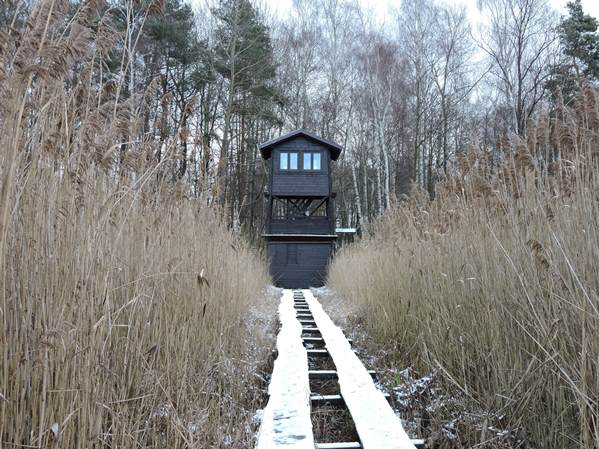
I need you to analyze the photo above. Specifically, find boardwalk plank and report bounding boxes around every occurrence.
[303,290,415,449]
[256,290,314,449]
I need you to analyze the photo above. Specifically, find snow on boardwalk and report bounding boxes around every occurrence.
[303,290,416,449]
[256,290,314,449]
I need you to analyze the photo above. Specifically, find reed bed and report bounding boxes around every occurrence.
[329,87,599,448]
[1,2,271,448]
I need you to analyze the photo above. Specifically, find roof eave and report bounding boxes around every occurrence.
[258,129,343,161]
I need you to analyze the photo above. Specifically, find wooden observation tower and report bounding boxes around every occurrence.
[259,129,342,288]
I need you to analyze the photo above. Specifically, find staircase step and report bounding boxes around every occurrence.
[316,443,361,449]
[303,336,323,342]
[309,370,376,380]
[311,394,344,406]
[311,392,390,407]
[306,348,329,357]
[316,442,425,449]
[303,336,352,345]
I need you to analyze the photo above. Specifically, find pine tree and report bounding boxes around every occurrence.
[548,0,599,101]
[146,0,212,179]
[560,0,599,80]
[212,0,278,99]
[211,0,281,210]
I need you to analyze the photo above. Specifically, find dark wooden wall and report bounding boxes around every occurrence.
[268,241,332,288]
[270,137,330,197]
[270,217,330,234]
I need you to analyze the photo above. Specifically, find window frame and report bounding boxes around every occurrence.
[312,152,321,170]
[279,152,288,170]
[303,152,312,171]
[290,152,298,170]
[302,151,322,171]
[279,151,299,170]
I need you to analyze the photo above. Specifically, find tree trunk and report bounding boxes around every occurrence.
[376,164,383,216]
[351,163,363,226]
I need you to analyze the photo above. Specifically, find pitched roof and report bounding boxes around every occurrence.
[258,129,343,161]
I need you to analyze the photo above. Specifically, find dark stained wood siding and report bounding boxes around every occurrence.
[272,173,329,196]
[271,137,330,197]
[268,241,332,288]
[270,217,330,234]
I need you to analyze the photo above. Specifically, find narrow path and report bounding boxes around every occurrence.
[257,289,423,449]
[256,289,314,448]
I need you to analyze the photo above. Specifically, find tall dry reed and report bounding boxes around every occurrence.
[329,87,599,448]
[1,1,271,447]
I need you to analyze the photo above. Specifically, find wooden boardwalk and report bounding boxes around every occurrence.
[256,290,314,448]
[256,289,423,449]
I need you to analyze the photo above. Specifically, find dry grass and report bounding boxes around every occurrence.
[1,2,272,448]
[329,87,599,448]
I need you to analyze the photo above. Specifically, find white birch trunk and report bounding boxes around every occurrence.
[377,112,391,210]
[351,164,363,226]
[382,147,391,209]
[376,164,383,216]
[363,164,369,224]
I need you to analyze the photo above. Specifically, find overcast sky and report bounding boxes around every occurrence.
[263,0,599,24]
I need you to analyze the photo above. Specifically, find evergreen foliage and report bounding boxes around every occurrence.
[548,0,599,101]
[212,0,281,122]
[560,0,599,80]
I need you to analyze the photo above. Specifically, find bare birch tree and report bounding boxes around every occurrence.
[428,4,476,175]
[477,0,559,135]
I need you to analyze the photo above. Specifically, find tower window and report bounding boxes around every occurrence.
[303,152,322,170]
[280,152,298,170]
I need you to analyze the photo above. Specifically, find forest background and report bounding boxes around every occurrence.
[6,0,598,240]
